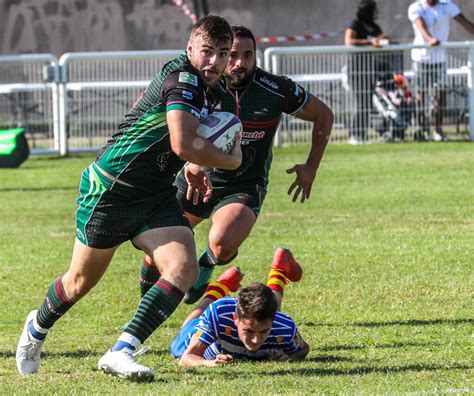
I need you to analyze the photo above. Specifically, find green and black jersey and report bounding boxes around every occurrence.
[208,67,310,187]
[95,52,226,194]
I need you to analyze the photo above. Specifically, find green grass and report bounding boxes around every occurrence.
[0,143,473,394]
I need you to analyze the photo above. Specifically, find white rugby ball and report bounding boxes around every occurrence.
[197,112,241,153]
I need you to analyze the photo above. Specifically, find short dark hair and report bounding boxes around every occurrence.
[236,283,278,322]
[190,15,233,46]
[231,26,256,50]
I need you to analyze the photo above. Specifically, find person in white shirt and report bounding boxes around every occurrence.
[408,0,474,141]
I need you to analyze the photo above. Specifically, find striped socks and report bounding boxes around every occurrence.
[124,278,184,343]
[36,277,74,330]
[140,256,160,297]
[202,281,231,302]
[266,268,289,296]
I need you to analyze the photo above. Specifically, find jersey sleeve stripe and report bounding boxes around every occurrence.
[166,102,201,116]
[290,91,310,116]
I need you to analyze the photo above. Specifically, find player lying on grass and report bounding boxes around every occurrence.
[170,248,310,366]
[138,25,334,306]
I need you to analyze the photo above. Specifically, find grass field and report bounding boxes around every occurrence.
[0,143,473,394]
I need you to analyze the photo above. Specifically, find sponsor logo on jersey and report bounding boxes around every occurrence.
[259,75,279,90]
[242,130,266,142]
[253,108,269,115]
[181,89,193,100]
[179,72,198,86]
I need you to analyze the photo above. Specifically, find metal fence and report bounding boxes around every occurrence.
[0,54,60,154]
[58,50,182,155]
[265,42,474,145]
[59,49,263,155]
[0,45,472,155]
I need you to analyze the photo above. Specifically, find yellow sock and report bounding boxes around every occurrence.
[203,281,231,302]
[266,268,288,296]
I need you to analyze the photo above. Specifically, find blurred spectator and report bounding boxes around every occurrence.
[408,0,474,141]
[345,0,389,145]
[372,73,415,142]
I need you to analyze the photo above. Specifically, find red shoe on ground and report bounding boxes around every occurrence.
[271,248,303,282]
[217,266,244,292]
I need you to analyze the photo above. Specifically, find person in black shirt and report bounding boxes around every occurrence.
[345,0,389,144]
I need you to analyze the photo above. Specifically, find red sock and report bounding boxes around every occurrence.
[266,269,288,296]
[203,281,231,302]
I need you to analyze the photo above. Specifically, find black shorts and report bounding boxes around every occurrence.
[76,164,190,249]
[174,171,267,219]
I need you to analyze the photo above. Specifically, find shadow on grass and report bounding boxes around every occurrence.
[304,318,473,328]
[203,362,473,379]
[318,341,437,352]
[0,349,169,359]
[305,355,357,363]
[265,363,473,377]
[0,186,76,193]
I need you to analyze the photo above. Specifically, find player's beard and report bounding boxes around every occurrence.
[226,64,256,89]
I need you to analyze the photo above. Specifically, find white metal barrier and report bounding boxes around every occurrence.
[58,50,263,155]
[265,42,474,145]
[0,54,60,154]
[0,46,472,156]
[58,50,182,155]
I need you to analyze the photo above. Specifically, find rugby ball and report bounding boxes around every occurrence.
[197,112,241,153]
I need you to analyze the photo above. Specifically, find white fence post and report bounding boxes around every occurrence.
[51,62,61,152]
[468,43,474,141]
[58,54,69,156]
[271,52,282,147]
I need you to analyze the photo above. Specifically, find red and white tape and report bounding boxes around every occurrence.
[256,32,341,43]
[256,14,405,43]
[171,4,405,45]
[171,0,198,23]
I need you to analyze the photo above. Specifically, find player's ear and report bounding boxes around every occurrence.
[187,40,193,55]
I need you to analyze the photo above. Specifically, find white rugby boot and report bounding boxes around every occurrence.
[16,310,45,375]
[98,346,154,382]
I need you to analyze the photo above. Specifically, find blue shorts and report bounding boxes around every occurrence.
[169,318,199,359]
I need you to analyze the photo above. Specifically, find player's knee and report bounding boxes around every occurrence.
[62,275,96,302]
[209,242,237,263]
[161,259,199,289]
